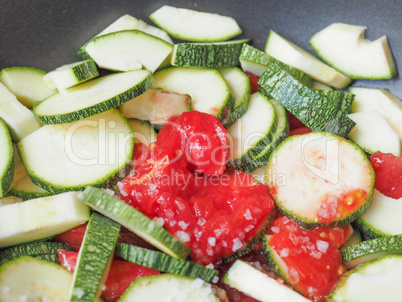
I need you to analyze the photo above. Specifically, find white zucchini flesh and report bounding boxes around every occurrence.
[0,118,13,198]
[358,189,402,237]
[311,81,333,90]
[119,274,219,302]
[249,165,267,184]
[267,132,374,226]
[265,30,351,89]
[0,83,41,141]
[127,119,157,146]
[0,256,72,302]
[348,110,401,156]
[0,192,90,248]
[217,67,250,111]
[328,255,402,302]
[81,30,173,72]
[149,5,242,42]
[0,67,56,108]
[310,23,397,79]
[222,260,310,302]
[18,109,134,193]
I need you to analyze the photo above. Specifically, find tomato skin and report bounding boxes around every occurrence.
[370,151,402,199]
[289,127,312,136]
[244,71,261,94]
[57,249,160,302]
[286,111,306,131]
[55,223,87,252]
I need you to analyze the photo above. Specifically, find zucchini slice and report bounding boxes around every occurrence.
[0,67,56,108]
[339,229,362,251]
[0,256,72,302]
[341,235,402,269]
[354,189,402,238]
[18,109,134,193]
[9,173,51,200]
[0,118,13,198]
[33,69,153,124]
[149,5,242,42]
[266,132,374,228]
[328,255,402,302]
[222,259,310,302]
[152,67,234,125]
[127,119,157,146]
[0,192,90,248]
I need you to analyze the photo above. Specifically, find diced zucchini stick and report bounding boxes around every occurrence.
[0,118,13,197]
[311,81,333,91]
[0,67,56,108]
[150,5,242,42]
[265,30,351,89]
[310,23,397,79]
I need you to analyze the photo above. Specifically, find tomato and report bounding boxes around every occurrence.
[55,223,87,252]
[311,224,353,248]
[370,151,402,199]
[268,217,345,302]
[244,71,261,94]
[286,110,306,130]
[57,249,160,302]
[289,127,312,136]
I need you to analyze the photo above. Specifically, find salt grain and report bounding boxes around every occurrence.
[232,238,243,252]
[316,240,329,253]
[176,231,190,242]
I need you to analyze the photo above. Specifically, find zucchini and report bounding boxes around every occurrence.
[341,235,402,269]
[0,118,13,198]
[127,119,157,146]
[9,173,51,200]
[0,192,90,248]
[258,62,356,138]
[33,69,153,124]
[266,132,374,228]
[0,83,41,141]
[79,30,173,72]
[354,189,402,239]
[264,30,351,89]
[310,23,397,80]
[18,109,134,194]
[119,88,191,125]
[70,213,120,302]
[152,67,234,125]
[217,67,251,127]
[43,60,99,91]
[227,91,277,171]
[0,256,72,302]
[149,5,242,42]
[348,110,401,156]
[0,67,56,108]
[340,229,362,251]
[171,39,249,68]
[328,255,402,302]
[0,196,22,206]
[222,259,310,302]
[115,243,218,282]
[249,165,267,184]
[311,81,333,90]
[78,186,191,259]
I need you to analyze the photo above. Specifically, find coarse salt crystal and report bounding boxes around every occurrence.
[232,238,243,252]
[271,226,280,233]
[310,250,322,259]
[208,237,216,246]
[153,217,165,227]
[307,242,315,250]
[176,231,190,242]
[206,263,215,269]
[244,225,254,232]
[212,276,219,284]
[197,218,206,226]
[279,248,289,257]
[178,221,189,230]
[316,240,329,253]
[117,182,128,197]
[244,209,253,220]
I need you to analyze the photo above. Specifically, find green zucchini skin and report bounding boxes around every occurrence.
[0,118,14,198]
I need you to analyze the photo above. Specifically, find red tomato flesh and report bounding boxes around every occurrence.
[244,71,262,94]
[289,127,313,136]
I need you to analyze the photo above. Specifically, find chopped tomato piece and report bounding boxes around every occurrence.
[370,151,402,199]
[244,71,261,94]
[57,249,160,302]
[311,224,353,248]
[269,217,345,301]
[286,111,306,130]
[55,223,87,252]
[289,127,312,136]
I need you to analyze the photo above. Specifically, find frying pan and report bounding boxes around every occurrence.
[0,0,401,98]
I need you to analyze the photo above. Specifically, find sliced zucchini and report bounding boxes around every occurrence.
[70,213,120,302]
[266,132,374,228]
[116,243,218,282]
[18,109,134,193]
[339,229,362,251]
[0,118,13,198]
[78,186,191,259]
[9,173,51,200]
[310,23,397,80]
[348,110,401,156]
[328,255,402,302]
[119,88,191,125]
[0,192,90,248]
[222,259,310,302]
[350,87,402,141]
[265,30,351,89]
[249,165,267,184]
[33,70,153,124]
[0,256,72,302]
[152,67,234,125]
[341,235,402,269]
[354,189,402,239]
[79,30,173,72]
[311,81,333,90]
[227,91,277,171]
[95,14,173,43]
[0,83,41,141]
[127,119,157,146]
[171,39,249,68]
[0,196,22,206]
[217,67,251,127]
[43,60,99,91]
[149,5,242,42]
[9,145,26,189]
[0,67,56,108]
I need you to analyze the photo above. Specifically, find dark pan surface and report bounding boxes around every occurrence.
[0,0,401,97]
